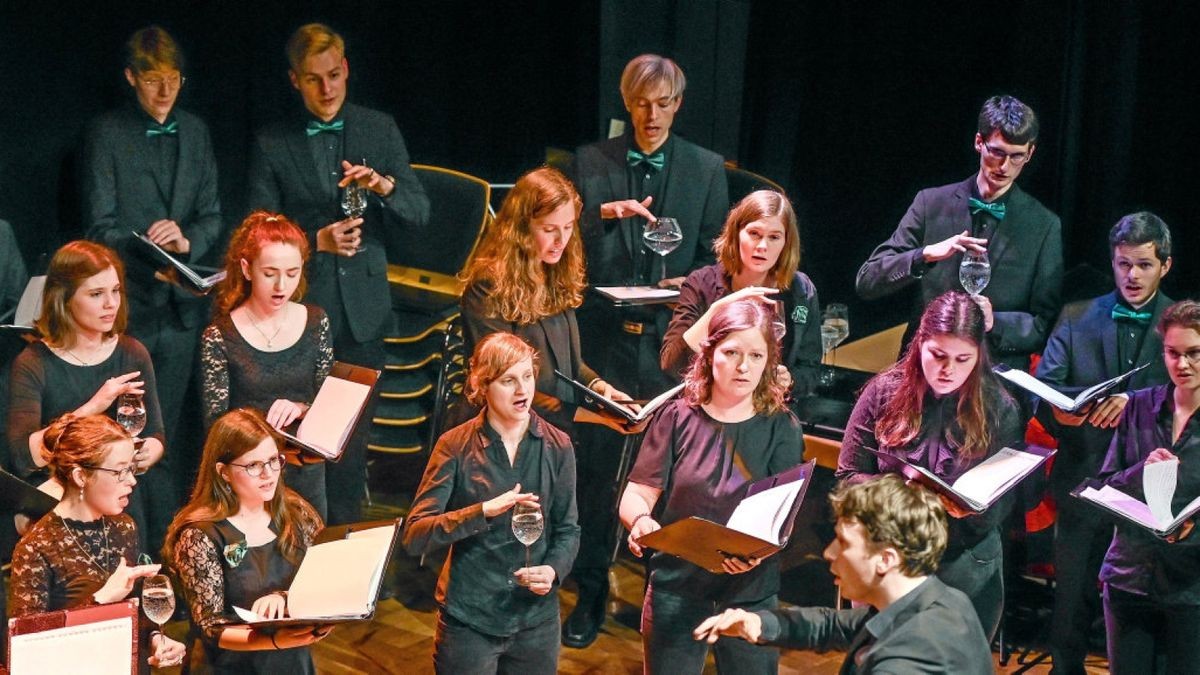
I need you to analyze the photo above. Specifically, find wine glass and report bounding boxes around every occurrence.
[340,182,368,253]
[142,574,176,631]
[819,303,850,387]
[959,249,991,296]
[117,393,147,438]
[511,501,544,576]
[642,217,684,282]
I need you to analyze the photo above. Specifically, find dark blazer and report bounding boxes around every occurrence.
[460,282,598,416]
[1036,291,1173,491]
[82,105,223,328]
[856,176,1063,369]
[246,103,429,344]
[570,134,728,284]
[0,219,28,318]
[757,576,993,675]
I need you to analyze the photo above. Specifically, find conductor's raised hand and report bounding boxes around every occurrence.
[482,483,540,518]
[923,230,988,263]
[692,608,763,645]
[600,196,655,221]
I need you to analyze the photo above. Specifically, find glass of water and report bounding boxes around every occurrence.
[142,574,176,630]
[643,217,684,281]
[819,303,850,387]
[340,182,368,253]
[117,393,147,438]
[511,501,544,574]
[959,249,991,296]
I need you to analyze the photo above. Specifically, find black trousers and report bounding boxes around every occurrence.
[433,610,560,675]
[1103,585,1200,675]
[1049,495,1112,674]
[324,312,385,526]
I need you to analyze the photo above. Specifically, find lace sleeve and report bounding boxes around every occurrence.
[200,325,230,429]
[8,538,51,618]
[173,526,229,642]
[314,313,333,389]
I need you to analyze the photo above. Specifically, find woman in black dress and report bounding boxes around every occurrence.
[200,211,333,518]
[835,291,1023,640]
[9,413,186,669]
[164,408,329,673]
[619,299,803,674]
[660,190,821,397]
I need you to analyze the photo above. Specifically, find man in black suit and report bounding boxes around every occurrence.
[856,95,1063,372]
[694,475,993,675]
[83,26,223,547]
[247,23,429,525]
[1035,212,1174,675]
[564,54,728,648]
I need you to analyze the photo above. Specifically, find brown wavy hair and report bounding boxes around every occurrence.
[874,291,1002,462]
[830,474,948,576]
[42,414,134,488]
[37,240,128,348]
[712,190,801,290]
[214,211,310,318]
[460,166,586,324]
[683,299,788,414]
[163,408,320,566]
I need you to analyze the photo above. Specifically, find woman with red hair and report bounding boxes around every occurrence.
[200,211,333,518]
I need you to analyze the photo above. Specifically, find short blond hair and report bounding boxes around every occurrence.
[286,23,345,71]
[125,25,183,74]
[620,54,686,105]
[466,333,539,407]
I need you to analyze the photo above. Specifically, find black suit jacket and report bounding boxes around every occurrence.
[246,103,429,344]
[856,176,1063,369]
[1035,291,1173,491]
[83,105,223,328]
[758,577,993,675]
[570,134,728,285]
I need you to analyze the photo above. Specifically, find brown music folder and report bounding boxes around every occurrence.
[7,599,139,674]
[636,460,816,574]
[278,361,381,461]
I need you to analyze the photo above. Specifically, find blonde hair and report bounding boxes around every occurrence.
[286,23,345,71]
[620,54,686,104]
[465,333,539,407]
[461,166,586,324]
[712,190,801,289]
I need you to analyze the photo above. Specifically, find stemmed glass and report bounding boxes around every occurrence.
[819,303,850,387]
[116,393,148,473]
[511,501,544,575]
[642,217,684,282]
[142,574,176,633]
[340,178,368,254]
[959,249,991,296]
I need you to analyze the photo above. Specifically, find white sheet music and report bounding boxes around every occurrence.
[1144,459,1179,526]
[725,479,804,545]
[951,447,1042,505]
[9,616,134,674]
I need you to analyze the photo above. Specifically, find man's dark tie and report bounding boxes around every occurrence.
[626,149,665,172]
[1112,305,1152,325]
[145,121,179,137]
[306,119,345,136]
[968,197,1006,221]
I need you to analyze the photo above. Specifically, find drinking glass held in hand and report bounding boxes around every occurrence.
[819,303,850,387]
[511,501,544,574]
[142,573,176,629]
[643,217,683,282]
[340,182,368,254]
[959,249,991,296]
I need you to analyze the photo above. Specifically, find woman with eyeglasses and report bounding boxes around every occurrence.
[8,413,187,669]
[1094,300,1200,674]
[660,190,821,397]
[6,240,167,553]
[201,211,333,518]
[835,291,1024,640]
[163,408,330,673]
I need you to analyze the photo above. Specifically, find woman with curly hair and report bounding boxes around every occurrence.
[618,298,803,674]
[163,408,329,673]
[200,211,333,518]
[835,290,1024,640]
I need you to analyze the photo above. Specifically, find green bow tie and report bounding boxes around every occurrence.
[626,149,665,172]
[306,119,345,136]
[145,121,178,137]
[1112,305,1153,325]
[968,197,1006,221]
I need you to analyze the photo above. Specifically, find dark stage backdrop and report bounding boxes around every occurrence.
[1,1,1195,342]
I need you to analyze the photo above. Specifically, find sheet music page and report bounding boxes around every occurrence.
[635,383,686,421]
[296,377,372,456]
[951,447,1041,505]
[9,616,134,674]
[1143,458,1179,527]
[994,368,1076,409]
[594,286,679,302]
[13,275,46,327]
[1081,485,1159,529]
[725,479,804,545]
[286,532,393,619]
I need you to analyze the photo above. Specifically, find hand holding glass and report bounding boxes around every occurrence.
[340,182,368,253]
[511,501,544,578]
[142,574,175,629]
[643,217,683,281]
[116,393,147,438]
[959,249,991,296]
[819,304,850,387]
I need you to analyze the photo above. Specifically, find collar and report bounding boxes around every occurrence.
[131,101,177,129]
[1116,291,1159,313]
[476,410,544,447]
[864,576,936,641]
[625,131,675,158]
[968,176,1013,205]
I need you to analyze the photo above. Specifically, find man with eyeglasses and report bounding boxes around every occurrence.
[247,23,428,526]
[82,25,223,550]
[856,95,1063,372]
[1034,212,1174,675]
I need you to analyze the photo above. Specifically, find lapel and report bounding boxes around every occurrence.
[603,139,636,260]
[984,183,1024,266]
[1132,292,1173,384]
[840,625,874,675]
[166,115,193,222]
[1097,292,1122,378]
[342,104,363,170]
[123,109,171,212]
[283,114,327,205]
[949,178,974,239]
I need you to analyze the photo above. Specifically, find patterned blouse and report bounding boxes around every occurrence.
[9,512,140,617]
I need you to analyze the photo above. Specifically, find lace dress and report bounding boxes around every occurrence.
[200,304,333,517]
[172,499,322,673]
